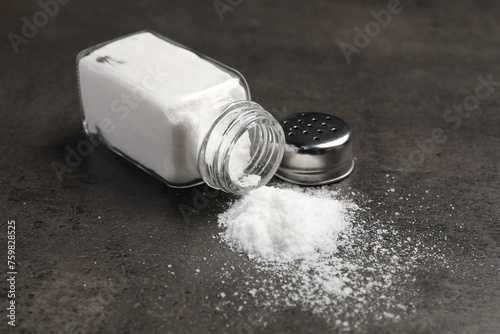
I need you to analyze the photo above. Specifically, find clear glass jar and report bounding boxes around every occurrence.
[77,30,284,194]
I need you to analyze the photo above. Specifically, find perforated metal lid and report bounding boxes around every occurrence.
[275,112,354,185]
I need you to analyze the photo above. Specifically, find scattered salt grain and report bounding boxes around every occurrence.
[215,182,447,331]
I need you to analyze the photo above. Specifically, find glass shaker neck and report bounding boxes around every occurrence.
[197,100,285,195]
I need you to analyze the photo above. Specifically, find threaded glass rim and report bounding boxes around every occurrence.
[197,101,285,195]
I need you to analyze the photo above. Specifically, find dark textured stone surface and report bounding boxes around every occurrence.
[1,0,499,333]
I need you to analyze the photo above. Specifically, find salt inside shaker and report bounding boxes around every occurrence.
[77,31,285,194]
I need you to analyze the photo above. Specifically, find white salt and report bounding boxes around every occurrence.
[228,133,252,181]
[228,133,261,188]
[237,174,261,188]
[218,186,353,262]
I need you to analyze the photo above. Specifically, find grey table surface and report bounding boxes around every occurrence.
[1,0,500,333]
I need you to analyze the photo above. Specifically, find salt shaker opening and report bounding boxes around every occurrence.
[198,100,285,194]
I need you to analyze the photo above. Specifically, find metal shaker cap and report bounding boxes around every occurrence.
[275,112,354,185]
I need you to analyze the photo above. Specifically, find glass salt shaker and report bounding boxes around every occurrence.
[77,30,285,194]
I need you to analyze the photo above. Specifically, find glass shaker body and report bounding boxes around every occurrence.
[77,31,284,194]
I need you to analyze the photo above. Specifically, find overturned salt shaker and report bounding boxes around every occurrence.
[77,30,285,194]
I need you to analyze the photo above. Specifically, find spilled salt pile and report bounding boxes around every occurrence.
[219,186,354,261]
